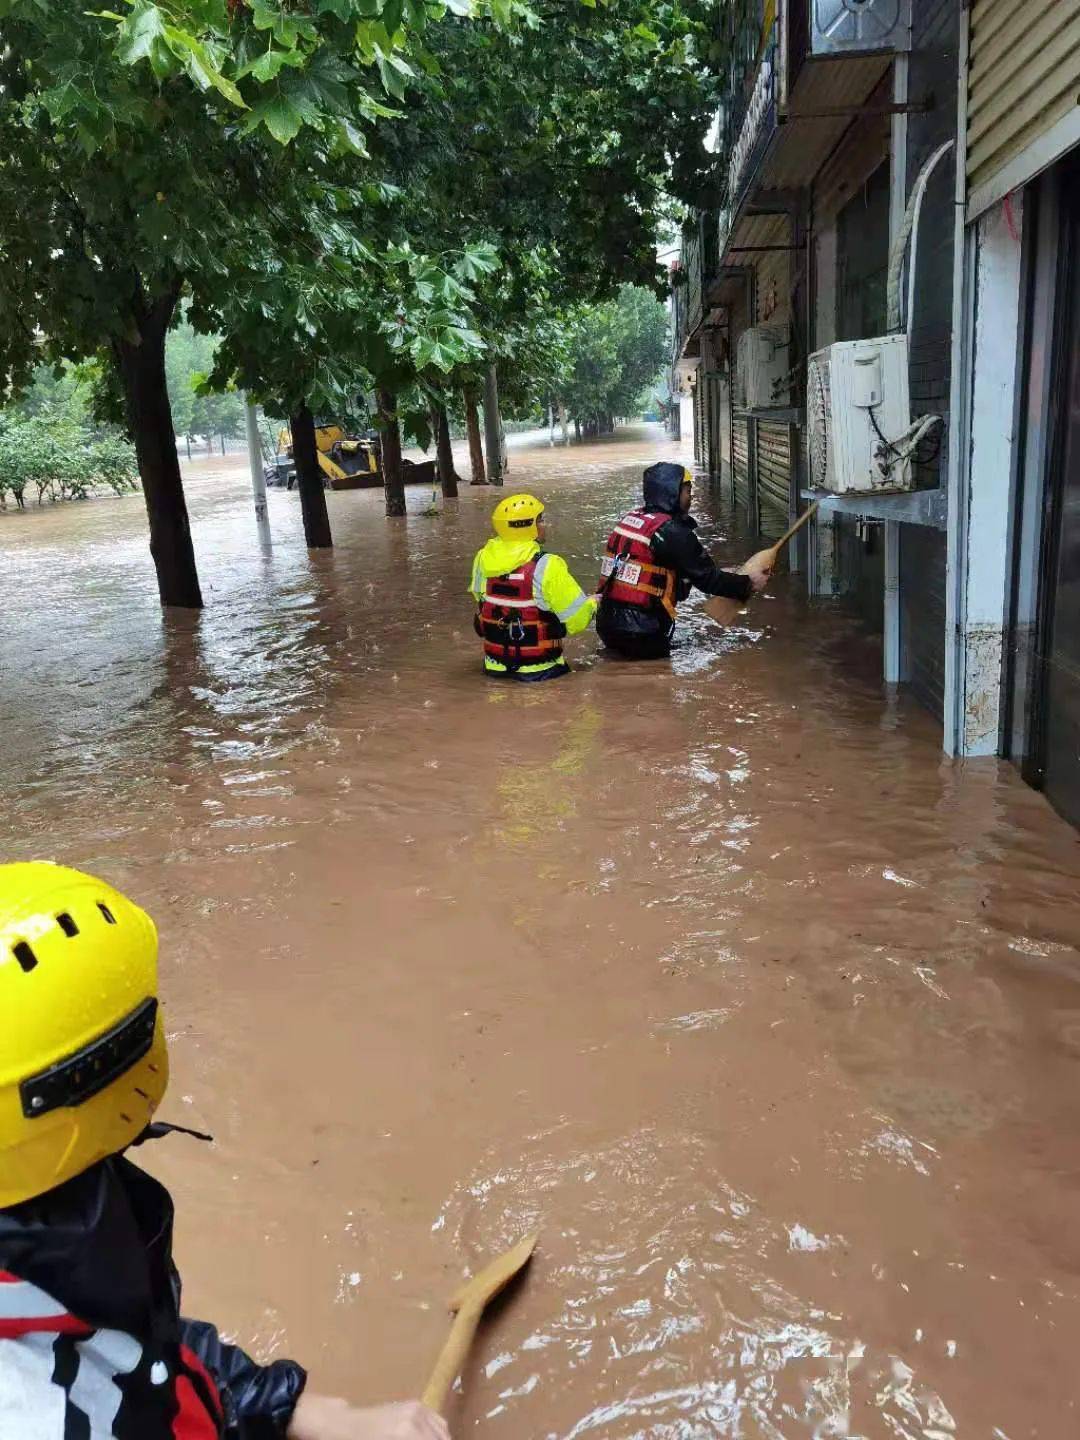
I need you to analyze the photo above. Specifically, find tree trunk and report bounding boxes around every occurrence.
[378,388,406,517]
[431,401,460,499]
[574,417,581,441]
[116,299,203,609]
[482,363,504,488]
[289,405,333,548]
[464,387,486,484]
[559,401,569,445]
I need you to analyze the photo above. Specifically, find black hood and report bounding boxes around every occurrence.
[643,462,687,515]
[0,1156,179,1342]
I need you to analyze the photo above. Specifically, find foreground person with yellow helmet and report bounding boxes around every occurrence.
[469,494,596,680]
[0,861,448,1440]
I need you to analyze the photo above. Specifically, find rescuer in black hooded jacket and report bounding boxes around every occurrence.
[596,462,771,659]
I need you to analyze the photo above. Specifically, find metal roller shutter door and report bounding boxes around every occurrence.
[900,525,947,721]
[732,417,751,517]
[756,420,790,540]
[966,0,1080,220]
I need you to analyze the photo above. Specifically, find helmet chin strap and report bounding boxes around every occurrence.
[131,1120,214,1147]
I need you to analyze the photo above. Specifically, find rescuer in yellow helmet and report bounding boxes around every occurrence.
[469,493,596,679]
[0,861,448,1440]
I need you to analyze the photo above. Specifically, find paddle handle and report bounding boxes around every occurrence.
[768,499,820,561]
[422,1304,484,1415]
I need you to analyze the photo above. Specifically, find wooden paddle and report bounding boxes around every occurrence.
[704,500,821,626]
[422,1231,539,1415]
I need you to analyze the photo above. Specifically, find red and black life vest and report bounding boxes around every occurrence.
[477,557,566,670]
[598,510,678,619]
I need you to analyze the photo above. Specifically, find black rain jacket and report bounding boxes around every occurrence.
[597,461,752,646]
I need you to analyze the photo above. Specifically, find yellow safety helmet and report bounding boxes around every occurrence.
[491,493,544,542]
[0,862,167,1209]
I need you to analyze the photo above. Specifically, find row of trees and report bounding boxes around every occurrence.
[9,326,248,444]
[559,285,669,437]
[167,323,247,443]
[0,0,720,608]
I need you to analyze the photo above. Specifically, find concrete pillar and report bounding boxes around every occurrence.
[883,51,909,685]
[808,505,841,597]
[679,392,693,444]
[244,398,272,550]
[809,223,840,594]
[945,197,1025,754]
[883,521,901,682]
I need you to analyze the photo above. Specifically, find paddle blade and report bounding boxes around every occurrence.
[449,1231,539,1315]
[706,543,780,626]
[746,544,780,573]
[704,594,747,626]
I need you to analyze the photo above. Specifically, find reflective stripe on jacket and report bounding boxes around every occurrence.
[478,557,565,671]
[0,1158,306,1440]
[469,540,595,675]
[0,1269,225,1438]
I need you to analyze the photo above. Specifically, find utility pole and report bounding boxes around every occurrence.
[244,397,272,550]
[483,363,504,487]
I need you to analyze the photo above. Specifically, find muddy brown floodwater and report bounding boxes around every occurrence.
[3,426,1080,1437]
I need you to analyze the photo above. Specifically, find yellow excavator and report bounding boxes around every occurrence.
[265,422,437,491]
[265,422,380,490]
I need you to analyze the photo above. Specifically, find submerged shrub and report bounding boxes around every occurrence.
[0,412,138,508]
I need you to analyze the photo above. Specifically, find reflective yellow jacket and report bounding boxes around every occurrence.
[469,537,596,675]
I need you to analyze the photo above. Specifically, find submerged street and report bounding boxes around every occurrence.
[2,427,1080,1437]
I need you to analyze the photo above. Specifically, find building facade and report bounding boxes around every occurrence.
[673,0,1080,830]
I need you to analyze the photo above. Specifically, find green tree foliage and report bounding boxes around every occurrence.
[0,411,138,508]
[364,0,718,437]
[561,285,669,430]
[375,0,728,297]
[4,0,458,154]
[8,363,93,425]
[0,0,721,604]
[0,0,485,604]
[165,322,246,438]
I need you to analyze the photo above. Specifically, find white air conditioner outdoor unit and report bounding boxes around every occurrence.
[811,0,911,55]
[806,333,941,495]
[673,356,700,397]
[736,324,790,410]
